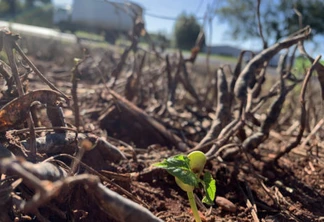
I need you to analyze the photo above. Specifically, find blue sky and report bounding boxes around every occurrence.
[53,0,322,55]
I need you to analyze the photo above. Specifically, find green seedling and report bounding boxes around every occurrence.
[154,151,216,222]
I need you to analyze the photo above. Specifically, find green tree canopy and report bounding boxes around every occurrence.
[173,13,203,50]
[25,0,52,9]
[216,0,324,45]
[0,0,21,19]
[0,0,53,28]
[0,0,52,19]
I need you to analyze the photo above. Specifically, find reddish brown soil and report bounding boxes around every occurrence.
[2,42,324,222]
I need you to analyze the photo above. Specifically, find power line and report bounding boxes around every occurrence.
[195,0,204,14]
[145,12,204,20]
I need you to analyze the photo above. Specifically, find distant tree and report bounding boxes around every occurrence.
[150,32,170,52]
[0,0,20,19]
[0,0,52,21]
[25,0,52,8]
[173,13,203,50]
[216,0,324,46]
[7,0,17,17]
[25,0,35,8]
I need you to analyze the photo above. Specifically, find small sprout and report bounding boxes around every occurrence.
[153,151,216,222]
[201,171,216,205]
[175,176,194,192]
[188,151,206,175]
[73,57,81,64]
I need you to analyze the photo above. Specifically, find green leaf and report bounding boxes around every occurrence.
[201,171,216,205]
[153,154,190,169]
[153,155,199,187]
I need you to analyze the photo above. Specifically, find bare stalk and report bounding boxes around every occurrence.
[256,0,267,49]
[274,55,322,162]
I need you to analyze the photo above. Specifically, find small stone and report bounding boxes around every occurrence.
[215,196,237,213]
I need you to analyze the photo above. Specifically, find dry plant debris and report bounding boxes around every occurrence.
[0,21,323,222]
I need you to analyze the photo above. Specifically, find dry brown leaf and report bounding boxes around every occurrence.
[0,89,65,132]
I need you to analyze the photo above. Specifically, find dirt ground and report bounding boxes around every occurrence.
[0,29,324,222]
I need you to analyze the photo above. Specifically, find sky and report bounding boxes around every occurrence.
[52,0,322,55]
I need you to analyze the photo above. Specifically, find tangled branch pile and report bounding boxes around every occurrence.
[0,23,323,221]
